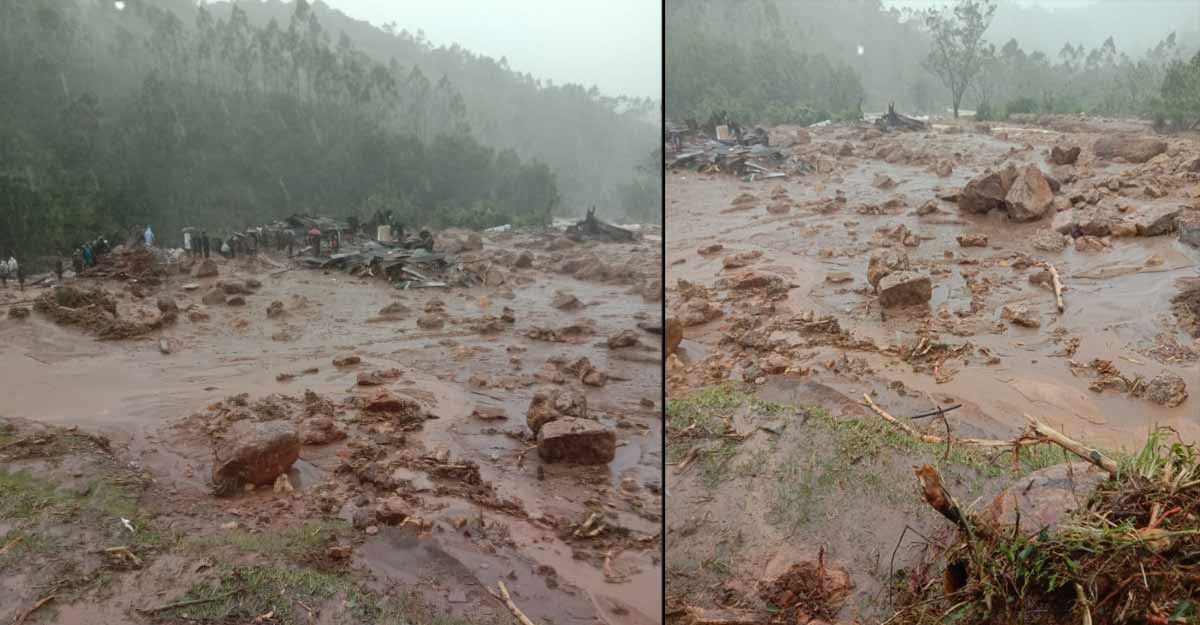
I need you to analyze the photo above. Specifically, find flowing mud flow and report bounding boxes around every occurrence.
[0,228,662,625]
[665,116,1199,622]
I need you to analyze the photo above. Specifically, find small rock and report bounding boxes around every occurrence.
[872,173,896,189]
[1001,304,1041,328]
[1005,164,1055,222]
[697,244,724,256]
[956,234,988,247]
[333,354,361,367]
[225,295,246,306]
[201,288,226,306]
[867,249,911,292]
[916,200,939,216]
[1049,145,1080,165]
[878,272,931,308]
[1178,211,1200,248]
[416,313,445,330]
[365,525,379,536]
[211,420,301,494]
[607,329,640,349]
[273,474,294,494]
[156,295,178,315]
[537,417,615,465]
[193,258,219,278]
[551,291,582,310]
[266,300,285,318]
[826,271,853,284]
[666,318,683,355]
[514,250,534,268]
[1146,372,1187,407]
[526,388,588,434]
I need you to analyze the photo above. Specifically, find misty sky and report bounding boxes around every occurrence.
[318,0,661,99]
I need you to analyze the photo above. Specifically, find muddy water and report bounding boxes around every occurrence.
[668,123,1199,450]
[0,233,662,625]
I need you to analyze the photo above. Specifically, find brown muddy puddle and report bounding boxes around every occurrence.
[0,232,662,625]
[668,121,1199,450]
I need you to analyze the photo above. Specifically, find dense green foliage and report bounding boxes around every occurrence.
[0,0,658,264]
[666,0,864,126]
[1156,50,1200,129]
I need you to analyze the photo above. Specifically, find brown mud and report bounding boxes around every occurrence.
[666,115,1199,622]
[0,228,662,625]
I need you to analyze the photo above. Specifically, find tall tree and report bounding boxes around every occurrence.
[922,0,997,118]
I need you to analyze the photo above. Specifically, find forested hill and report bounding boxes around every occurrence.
[0,0,659,265]
[195,0,661,222]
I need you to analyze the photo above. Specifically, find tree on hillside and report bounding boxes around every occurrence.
[921,0,997,118]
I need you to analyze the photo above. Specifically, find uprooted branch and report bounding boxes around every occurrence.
[859,394,1038,449]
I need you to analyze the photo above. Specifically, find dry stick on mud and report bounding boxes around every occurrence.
[1022,413,1118,476]
[136,588,245,615]
[12,594,55,625]
[1041,261,1065,313]
[489,580,538,625]
[859,394,1037,449]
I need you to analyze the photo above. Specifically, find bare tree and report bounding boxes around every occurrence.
[921,0,997,118]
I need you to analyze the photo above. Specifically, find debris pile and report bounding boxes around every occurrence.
[33,286,172,339]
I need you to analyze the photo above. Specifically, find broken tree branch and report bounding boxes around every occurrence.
[13,595,56,625]
[1022,414,1117,476]
[136,588,244,614]
[488,580,538,625]
[860,394,1036,449]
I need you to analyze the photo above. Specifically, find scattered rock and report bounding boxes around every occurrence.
[225,295,246,306]
[193,258,219,278]
[333,354,361,367]
[956,234,988,247]
[1049,145,1081,165]
[537,418,615,465]
[514,250,534,268]
[376,302,409,318]
[666,318,682,355]
[299,417,346,445]
[607,329,640,349]
[526,388,588,435]
[933,160,953,177]
[1093,135,1167,163]
[201,288,226,306]
[877,272,931,308]
[416,313,445,330]
[984,463,1105,533]
[916,200,939,216]
[1001,304,1041,328]
[266,300,285,318]
[156,295,178,315]
[1131,205,1181,236]
[958,166,1014,214]
[872,173,896,189]
[1005,165,1055,222]
[363,389,423,421]
[826,271,853,284]
[221,280,249,295]
[867,249,911,292]
[1146,372,1188,407]
[722,250,762,269]
[211,420,300,494]
[551,291,582,310]
[697,244,724,256]
[1178,211,1200,248]
[7,306,30,319]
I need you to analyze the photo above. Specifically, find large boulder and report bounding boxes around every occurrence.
[526,388,588,434]
[212,420,300,493]
[193,258,218,278]
[877,272,932,308]
[958,167,1013,214]
[536,418,615,465]
[1093,135,1167,163]
[1004,165,1055,222]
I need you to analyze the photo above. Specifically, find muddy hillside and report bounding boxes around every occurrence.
[665,115,1199,623]
[0,223,663,625]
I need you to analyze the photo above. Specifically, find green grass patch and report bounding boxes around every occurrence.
[181,520,348,562]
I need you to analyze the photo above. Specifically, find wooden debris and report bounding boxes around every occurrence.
[1022,414,1117,476]
[860,394,1035,449]
[13,595,56,625]
[1041,262,1064,313]
[488,580,538,625]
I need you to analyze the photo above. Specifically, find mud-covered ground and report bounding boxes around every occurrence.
[665,115,1199,622]
[0,227,663,625]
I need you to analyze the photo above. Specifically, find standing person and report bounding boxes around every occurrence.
[1,255,7,288]
[55,258,63,281]
[201,231,210,258]
[287,232,294,258]
[145,225,154,247]
[183,229,192,258]
[16,260,23,291]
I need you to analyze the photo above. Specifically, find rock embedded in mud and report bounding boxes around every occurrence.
[156,294,178,315]
[872,173,896,189]
[1131,205,1181,236]
[877,271,931,308]
[1004,165,1055,222]
[551,291,582,310]
[226,295,246,306]
[416,313,445,330]
[375,496,409,525]
[1178,211,1200,248]
[729,271,773,290]
[211,420,301,493]
[866,249,911,292]
[1146,372,1188,407]
[1093,135,1167,163]
[933,160,953,177]
[666,318,683,355]
[826,271,852,284]
[299,417,346,445]
[526,388,588,435]
[697,243,724,256]
[983,462,1106,533]
[201,288,226,305]
[8,306,30,319]
[678,298,722,327]
[363,389,424,422]
[916,200,939,216]
[333,354,361,367]
[722,250,762,269]
[1001,304,1041,328]
[266,300,285,318]
[956,234,988,248]
[607,329,640,349]
[221,280,250,295]
[536,417,615,465]
[194,258,219,278]
[513,249,534,268]
[1049,145,1081,165]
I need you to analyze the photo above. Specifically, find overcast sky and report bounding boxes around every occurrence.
[317,0,661,99]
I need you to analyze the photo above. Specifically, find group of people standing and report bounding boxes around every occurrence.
[0,255,23,290]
